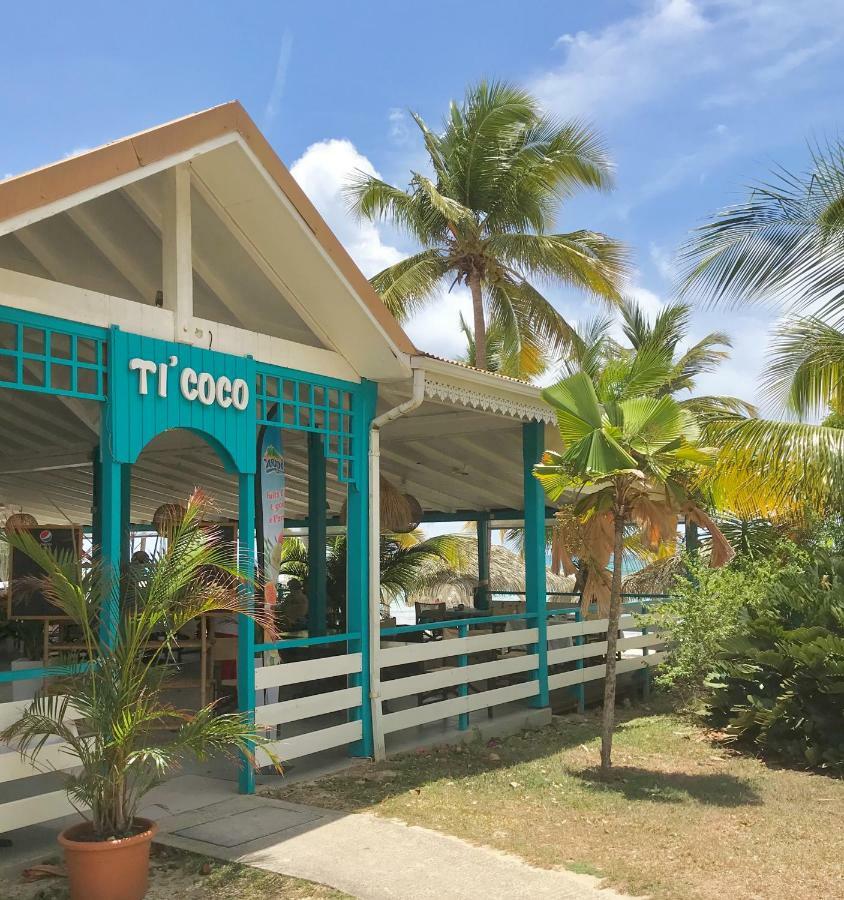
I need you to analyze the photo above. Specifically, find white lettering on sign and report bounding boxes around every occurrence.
[129,357,249,411]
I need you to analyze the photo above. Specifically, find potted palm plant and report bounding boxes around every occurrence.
[1,491,276,900]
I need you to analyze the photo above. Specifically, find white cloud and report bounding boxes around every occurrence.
[387,108,411,145]
[290,138,470,360]
[532,0,709,121]
[532,0,843,123]
[290,138,403,278]
[649,243,676,283]
[263,29,294,128]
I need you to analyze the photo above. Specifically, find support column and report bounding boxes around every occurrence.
[98,437,122,649]
[523,421,549,709]
[237,472,257,795]
[476,512,491,610]
[162,163,193,342]
[120,464,132,562]
[347,380,377,758]
[307,432,327,636]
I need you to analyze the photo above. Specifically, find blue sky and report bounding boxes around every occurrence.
[2,0,842,407]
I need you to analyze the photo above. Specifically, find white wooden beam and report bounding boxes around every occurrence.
[161,165,193,341]
[65,204,158,304]
[0,268,358,382]
[190,170,337,351]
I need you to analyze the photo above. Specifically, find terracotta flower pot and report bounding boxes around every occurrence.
[58,818,158,900]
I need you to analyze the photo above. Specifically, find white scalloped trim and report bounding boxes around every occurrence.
[424,376,554,423]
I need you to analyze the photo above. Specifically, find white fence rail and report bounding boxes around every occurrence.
[0,696,85,833]
[379,622,541,736]
[254,650,364,766]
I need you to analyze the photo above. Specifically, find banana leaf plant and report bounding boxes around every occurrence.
[534,371,733,772]
[1,490,278,839]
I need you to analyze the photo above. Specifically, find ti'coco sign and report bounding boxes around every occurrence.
[110,329,257,473]
[129,355,249,410]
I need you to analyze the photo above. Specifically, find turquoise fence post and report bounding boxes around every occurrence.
[347,380,376,757]
[98,432,122,649]
[641,601,651,701]
[574,605,585,713]
[523,421,549,709]
[237,471,257,795]
[307,432,327,637]
[476,513,491,610]
[458,623,469,730]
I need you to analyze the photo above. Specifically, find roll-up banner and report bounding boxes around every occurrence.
[256,424,285,709]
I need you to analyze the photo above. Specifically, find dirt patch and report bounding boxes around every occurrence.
[2,844,349,899]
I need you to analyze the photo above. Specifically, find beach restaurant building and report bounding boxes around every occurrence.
[0,103,664,828]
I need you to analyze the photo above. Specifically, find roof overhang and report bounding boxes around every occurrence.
[0,102,416,382]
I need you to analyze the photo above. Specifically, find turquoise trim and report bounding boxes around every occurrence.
[346,379,376,757]
[255,363,358,484]
[307,432,328,636]
[0,308,107,401]
[457,623,469,730]
[476,513,491,610]
[0,661,94,684]
[98,433,122,649]
[522,421,549,709]
[255,631,357,652]
[108,328,256,473]
[237,472,257,795]
[573,608,586,713]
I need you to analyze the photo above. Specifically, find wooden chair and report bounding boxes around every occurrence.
[212,636,238,705]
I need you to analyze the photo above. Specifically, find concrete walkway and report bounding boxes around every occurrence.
[153,776,629,900]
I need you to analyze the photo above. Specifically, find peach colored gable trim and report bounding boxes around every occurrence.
[0,101,417,356]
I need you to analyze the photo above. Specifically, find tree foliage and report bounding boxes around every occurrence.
[1,492,277,839]
[346,80,626,372]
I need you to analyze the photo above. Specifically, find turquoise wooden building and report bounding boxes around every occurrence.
[0,104,665,828]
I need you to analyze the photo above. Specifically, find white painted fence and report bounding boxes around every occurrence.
[546,613,668,692]
[379,624,541,736]
[0,696,85,833]
[254,651,364,767]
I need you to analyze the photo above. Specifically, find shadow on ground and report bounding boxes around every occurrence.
[574,765,760,806]
[272,701,762,811]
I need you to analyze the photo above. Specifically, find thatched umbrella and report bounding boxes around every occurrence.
[340,475,422,534]
[407,537,575,607]
[623,553,689,595]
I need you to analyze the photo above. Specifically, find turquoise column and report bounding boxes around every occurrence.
[307,432,327,636]
[476,512,491,610]
[347,380,376,757]
[98,432,122,649]
[120,464,132,561]
[523,421,549,709]
[237,472,257,794]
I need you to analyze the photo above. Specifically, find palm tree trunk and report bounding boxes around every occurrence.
[600,506,625,772]
[468,269,487,371]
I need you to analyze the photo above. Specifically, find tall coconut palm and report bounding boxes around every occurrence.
[345,80,627,370]
[457,312,551,380]
[681,141,844,510]
[535,371,732,771]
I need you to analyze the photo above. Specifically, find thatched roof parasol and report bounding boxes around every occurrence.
[623,553,688,595]
[408,537,576,607]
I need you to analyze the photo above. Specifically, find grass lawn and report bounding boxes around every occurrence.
[5,845,349,899]
[269,698,844,900]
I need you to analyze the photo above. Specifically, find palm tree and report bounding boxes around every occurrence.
[680,139,844,319]
[279,532,465,619]
[534,371,731,772]
[458,312,551,380]
[1,492,276,839]
[680,141,844,512]
[345,80,627,370]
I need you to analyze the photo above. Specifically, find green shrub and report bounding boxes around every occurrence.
[645,548,803,697]
[707,551,844,772]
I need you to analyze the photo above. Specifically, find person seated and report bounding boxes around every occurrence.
[278,578,308,631]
